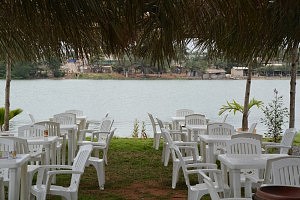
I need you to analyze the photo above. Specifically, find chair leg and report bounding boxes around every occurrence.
[154,134,160,150]
[88,157,105,190]
[164,146,170,167]
[172,162,180,189]
[188,188,199,200]
[103,149,108,165]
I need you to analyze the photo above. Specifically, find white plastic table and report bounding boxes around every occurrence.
[60,124,78,164]
[0,154,30,200]
[185,124,207,142]
[199,134,232,163]
[218,154,288,198]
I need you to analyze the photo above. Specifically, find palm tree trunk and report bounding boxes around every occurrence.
[289,43,298,128]
[242,63,253,131]
[4,55,11,131]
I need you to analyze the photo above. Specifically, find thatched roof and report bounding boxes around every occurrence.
[0,1,299,63]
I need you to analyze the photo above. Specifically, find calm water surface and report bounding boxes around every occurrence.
[0,79,298,137]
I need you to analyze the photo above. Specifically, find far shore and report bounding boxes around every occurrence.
[61,72,297,81]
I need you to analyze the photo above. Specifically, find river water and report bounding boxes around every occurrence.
[0,79,298,137]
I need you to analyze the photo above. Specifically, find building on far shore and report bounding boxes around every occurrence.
[231,67,248,78]
[203,68,226,79]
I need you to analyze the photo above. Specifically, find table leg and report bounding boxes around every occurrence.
[67,130,73,165]
[208,143,215,163]
[200,140,206,163]
[9,168,19,200]
[231,169,241,198]
[20,163,28,200]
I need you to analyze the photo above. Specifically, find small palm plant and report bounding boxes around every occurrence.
[0,107,23,131]
[219,98,263,130]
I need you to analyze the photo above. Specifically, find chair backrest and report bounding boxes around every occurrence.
[148,113,158,134]
[231,133,262,144]
[264,156,300,186]
[279,128,297,154]
[18,124,46,138]
[0,136,30,154]
[93,118,114,142]
[100,118,114,132]
[52,113,76,125]
[207,123,235,153]
[106,128,116,150]
[0,138,15,152]
[175,109,194,117]
[70,144,93,190]
[226,138,262,155]
[18,124,46,155]
[65,109,84,116]
[207,123,235,136]
[0,137,29,182]
[185,114,207,126]
[34,121,61,137]
[162,128,199,168]
[248,123,257,133]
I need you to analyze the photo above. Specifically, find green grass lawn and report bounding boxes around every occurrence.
[51,138,198,200]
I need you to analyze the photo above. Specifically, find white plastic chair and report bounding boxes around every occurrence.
[162,128,202,189]
[30,144,93,200]
[207,122,235,156]
[226,138,262,155]
[35,121,65,165]
[226,137,262,197]
[185,114,207,142]
[91,128,116,165]
[244,156,300,197]
[65,110,84,117]
[176,109,194,117]
[0,138,15,200]
[263,128,296,154]
[53,113,77,125]
[87,156,105,190]
[148,113,161,150]
[157,118,186,166]
[18,124,46,165]
[78,119,114,165]
[172,143,228,199]
[203,173,251,200]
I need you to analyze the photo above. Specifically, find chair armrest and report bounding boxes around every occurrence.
[47,170,83,176]
[91,131,110,141]
[175,142,198,146]
[186,163,217,169]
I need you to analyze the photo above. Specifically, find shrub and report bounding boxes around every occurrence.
[260,89,289,142]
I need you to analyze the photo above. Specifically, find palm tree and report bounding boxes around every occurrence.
[0,107,23,131]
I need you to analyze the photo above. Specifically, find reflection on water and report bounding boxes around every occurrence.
[0,79,298,137]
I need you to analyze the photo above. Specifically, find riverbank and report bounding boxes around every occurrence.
[64,72,295,80]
